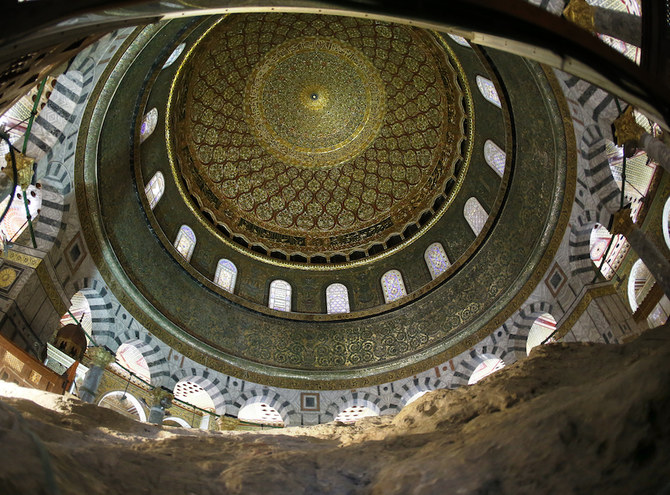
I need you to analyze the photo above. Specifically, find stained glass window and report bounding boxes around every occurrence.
[464,197,488,236]
[269,279,291,312]
[447,33,470,47]
[476,75,501,108]
[144,171,165,210]
[140,107,158,143]
[326,283,350,314]
[381,269,407,304]
[174,225,196,262]
[424,242,450,279]
[162,43,186,69]
[214,259,237,293]
[484,139,506,177]
[526,313,557,355]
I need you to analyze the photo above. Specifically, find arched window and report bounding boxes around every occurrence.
[464,197,488,236]
[214,259,237,293]
[484,139,506,177]
[326,283,350,314]
[381,269,407,304]
[663,196,670,250]
[162,43,186,69]
[144,171,165,210]
[140,107,158,143]
[424,242,450,279]
[526,313,557,355]
[174,225,196,262]
[447,33,470,47]
[269,279,292,312]
[476,75,501,108]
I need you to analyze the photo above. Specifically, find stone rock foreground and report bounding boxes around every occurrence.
[1,325,670,494]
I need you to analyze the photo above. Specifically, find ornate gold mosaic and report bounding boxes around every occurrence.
[171,14,468,259]
[244,36,386,168]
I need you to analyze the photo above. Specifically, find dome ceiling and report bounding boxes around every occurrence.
[170,14,468,260]
[77,14,575,389]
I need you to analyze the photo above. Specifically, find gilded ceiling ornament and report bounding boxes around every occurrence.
[87,346,115,367]
[609,206,635,237]
[170,14,469,260]
[613,106,645,149]
[150,387,174,408]
[563,0,596,33]
[0,267,16,288]
[2,151,34,191]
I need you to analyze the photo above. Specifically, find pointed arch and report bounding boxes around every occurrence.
[214,259,237,293]
[174,225,196,262]
[484,139,506,177]
[268,279,291,312]
[424,242,450,279]
[526,313,557,355]
[231,389,298,426]
[144,171,165,210]
[467,354,505,385]
[476,75,501,108]
[99,391,147,422]
[464,197,488,236]
[326,283,350,314]
[381,269,407,303]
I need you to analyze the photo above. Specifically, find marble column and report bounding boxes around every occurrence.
[147,387,174,424]
[563,0,641,46]
[79,347,114,403]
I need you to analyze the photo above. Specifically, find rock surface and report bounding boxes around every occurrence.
[1,325,670,494]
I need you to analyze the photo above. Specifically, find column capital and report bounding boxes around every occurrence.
[563,0,596,32]
[2,150,34,190]
[613,106,645,149]
[610,207,635,237]
[87,346,115,368]
[150,387,174,408]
